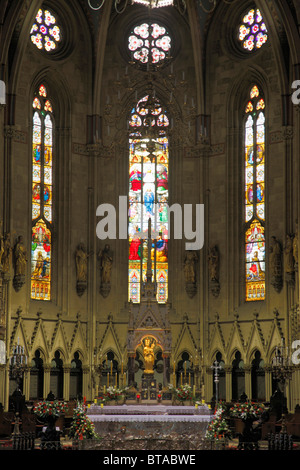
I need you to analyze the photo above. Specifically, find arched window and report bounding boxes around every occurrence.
[50,351,63,399]
[238,8,268,52]
[70,352,83,399]
[128,21,171,64]
[128,94,169,303]
[251,350,265,401]
[231,351,245,401]
[31,84,53,301]
[244,85,265,301]
[30,8,62,52]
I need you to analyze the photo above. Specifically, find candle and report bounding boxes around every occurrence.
[107,372,110,386]
[180,372,183,385]
[101,403,104,408]
[115,373,117,386]
[195,404,198,409]
[202,399,205,404]
[94,399,97,404]
[111,361,113,375]
[103,385,106,394]
[193,385,196,397]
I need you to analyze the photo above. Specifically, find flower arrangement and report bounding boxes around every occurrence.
[69,400,99,440]
[33,400,68,419]
[205,402,232,441]
[229,401,265,420]
[98,386,128,403]
[168,384,193,402]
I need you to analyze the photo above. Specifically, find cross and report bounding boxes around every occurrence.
[211,360,222,404]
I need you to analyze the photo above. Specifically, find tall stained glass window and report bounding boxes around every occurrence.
[128,94,169,303]
[31,84,53,301]
[128,22,171,64]
[30,8,61,52]
[238,8,268,52]
[244,85,265,301]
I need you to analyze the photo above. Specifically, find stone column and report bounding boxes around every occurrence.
[128,354,135,387]
[224,366,232,403]
[205,366,213,403]
[0,364,6,408]
[63,365,71,401]
[244,365,252,399]
[265,365,273,402]
[82,366,90,400]
[43,364,51,399]
[23,366,30,401]
[162,354,170,387]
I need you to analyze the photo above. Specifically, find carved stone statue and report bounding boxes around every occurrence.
[75,243,88,283]
[208,245,220,297]
[208,245,219,282]
[143,337,155,374]
[14,236,27,277]
[98,244,113,298]
[2,232,12,274]
[98,244,113,284]
[284,234,294,274]
[269,236,283,292]
[75,243,89,296]
[293,225,298,268]
[13,235,27,291]
[184,251,197,283]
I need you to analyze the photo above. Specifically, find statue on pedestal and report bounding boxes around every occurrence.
[208,245,220,297]
[269,236,283,292]
[143,337,155,374]
[184,250,198,298]
[75,243,89,296]
[98,244,113,298]
[13,236,27,291]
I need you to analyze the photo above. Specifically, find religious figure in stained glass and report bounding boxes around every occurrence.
[31,85,53,301]
[128,95,169,303]
[244,86,266,301]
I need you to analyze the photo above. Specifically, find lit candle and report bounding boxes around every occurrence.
[180,372,183,386]
[107,372,110,386]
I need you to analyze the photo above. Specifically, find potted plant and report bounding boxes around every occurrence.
[168,384,193,404]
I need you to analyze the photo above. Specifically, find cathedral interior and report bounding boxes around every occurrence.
[0,0,300,416]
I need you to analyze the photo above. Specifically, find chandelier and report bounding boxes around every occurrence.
[88,0,238,14]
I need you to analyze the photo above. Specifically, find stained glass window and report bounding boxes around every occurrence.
[31,84,53,301]
[128,22,171,64]
[244,86,265,301]
[238,8,268,51]
[128,95,169,303]
[30,8,61,52]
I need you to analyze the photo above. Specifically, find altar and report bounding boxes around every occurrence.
[86,404,213,450]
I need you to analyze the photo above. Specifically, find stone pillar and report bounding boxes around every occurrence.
[128,354,135,387]
[63,365,71,401]
[23,366,30,401]
[0,364,5,407]
[43,364,51,399]
[205,366,213,403]
[162,354,170,387]
[82,366,90,400]
[225,366,232,402]
[244,365,252,399]
[265,365,273,403]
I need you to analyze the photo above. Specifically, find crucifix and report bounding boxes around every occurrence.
[211,360,222,404]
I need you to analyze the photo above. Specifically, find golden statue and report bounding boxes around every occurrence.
[143,337,155,374]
